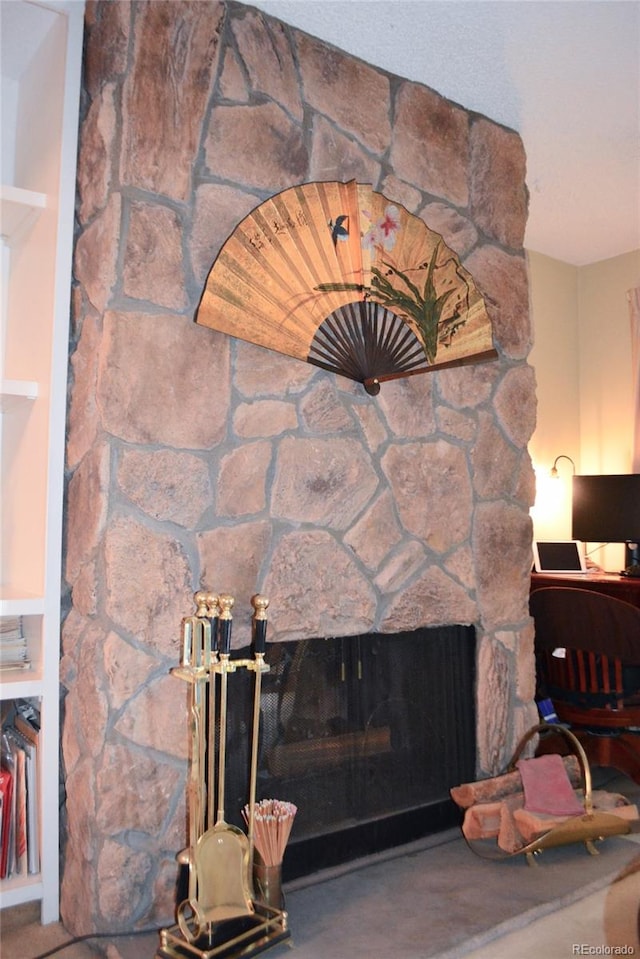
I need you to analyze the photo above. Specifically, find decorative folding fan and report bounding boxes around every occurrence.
[196,181,496,394]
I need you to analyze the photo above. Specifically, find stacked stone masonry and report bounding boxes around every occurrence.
[63,0,537,934]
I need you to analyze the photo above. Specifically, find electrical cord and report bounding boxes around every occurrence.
[30,925,162,959]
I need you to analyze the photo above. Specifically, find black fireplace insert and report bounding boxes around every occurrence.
[223,626,476,881]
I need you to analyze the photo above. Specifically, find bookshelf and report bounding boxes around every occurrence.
[0,0,84,924]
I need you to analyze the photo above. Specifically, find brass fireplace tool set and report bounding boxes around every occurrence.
[158,593,292,959]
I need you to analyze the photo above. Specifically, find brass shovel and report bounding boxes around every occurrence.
[190,594,254,929]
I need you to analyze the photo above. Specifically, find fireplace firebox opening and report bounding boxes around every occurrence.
[223,625,476,881]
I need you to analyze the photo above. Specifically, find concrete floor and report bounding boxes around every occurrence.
[5,841,639,959]
[3,769,640,959]
[465,764,640,959]
[1,899,161,958]
[2,900,99,959]
[465,844,640,959]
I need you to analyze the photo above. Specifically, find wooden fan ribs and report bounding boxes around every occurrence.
[195,180,497,389]
[308,301,430,385]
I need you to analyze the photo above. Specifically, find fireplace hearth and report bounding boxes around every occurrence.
[223,626,476,880]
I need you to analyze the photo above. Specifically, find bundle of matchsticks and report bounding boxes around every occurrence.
[243,799,297,867]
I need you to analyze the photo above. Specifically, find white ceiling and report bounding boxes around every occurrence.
[2,1,637,265]
[251,0,640,266]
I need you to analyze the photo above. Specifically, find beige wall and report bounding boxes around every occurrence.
[579,251,640,473]
[528,248,640,569]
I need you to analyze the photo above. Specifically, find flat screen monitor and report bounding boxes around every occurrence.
[571,474,640,566]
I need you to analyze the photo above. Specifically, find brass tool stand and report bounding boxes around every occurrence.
[158,594,291,959]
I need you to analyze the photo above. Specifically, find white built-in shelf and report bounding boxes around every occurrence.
[0,872,44,910]
[0,587,45,617]
[1,0,85,924]
[0,185,46,246]
[0,587,43,698]
[0,671,42,700]
[0,378,39,412]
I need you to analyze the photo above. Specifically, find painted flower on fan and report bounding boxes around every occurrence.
[364,204,400,251]
[314,235,472,366]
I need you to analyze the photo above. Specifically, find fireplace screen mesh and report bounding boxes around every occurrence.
[222,626,475,876]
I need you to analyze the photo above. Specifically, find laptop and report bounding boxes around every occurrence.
[532,540,587,574]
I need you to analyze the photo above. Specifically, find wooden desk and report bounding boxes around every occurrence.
[531,571,640,610]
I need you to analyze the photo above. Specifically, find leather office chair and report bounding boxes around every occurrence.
[530,586,640,784]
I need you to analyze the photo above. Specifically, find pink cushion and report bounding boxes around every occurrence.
[516,754,584,816]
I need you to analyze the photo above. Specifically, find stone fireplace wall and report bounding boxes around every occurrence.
[61,0,537,934]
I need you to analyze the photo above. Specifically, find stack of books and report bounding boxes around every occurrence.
[1,699,40,878]
[0,618,30,671]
